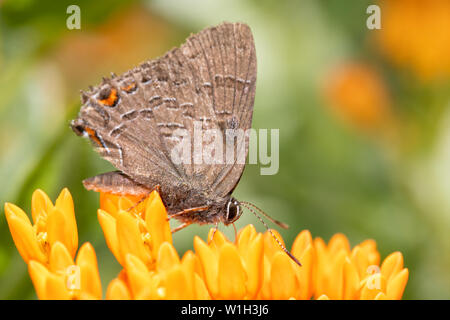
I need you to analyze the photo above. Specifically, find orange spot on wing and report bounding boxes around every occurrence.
[85,127,103,147]
[98,88,118,107]
[121,83,137,93]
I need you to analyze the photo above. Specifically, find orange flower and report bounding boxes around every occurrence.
[5,189,409,300]
[5,189,101,300]
[4,188,78,264]
[28,242,102,300]
[312,234,408,300]
[97,191,171,267]
[101,192,409,300]
[377,0,450,81]
[324,63,392,131]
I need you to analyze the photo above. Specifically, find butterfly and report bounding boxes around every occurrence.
[71,22,300,265]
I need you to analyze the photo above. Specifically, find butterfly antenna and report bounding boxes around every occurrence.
[240,201,289,229]
[240,202,301,267]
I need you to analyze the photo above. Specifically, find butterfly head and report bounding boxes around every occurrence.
[223,197,242,225]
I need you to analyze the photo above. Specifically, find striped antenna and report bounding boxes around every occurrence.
[240,202,301,267]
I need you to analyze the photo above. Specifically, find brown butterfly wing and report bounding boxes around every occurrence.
[71,22,257,197]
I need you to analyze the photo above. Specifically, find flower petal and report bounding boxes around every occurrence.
[98,209,121,265]
[31,189,53,225]
[180,251,197,299]
[117,210,151,266]
[100,193,119,218]
[295,243,314,300]
[54,188,78,256]
[163,265,192,299]
[242,233,263,299]
[218,243,247,300]
[343,257,361,300]
[207,229,227,248]
[5,203,46,264]
[47,206,77,258]
[124,254,153,298]
[194,274,211,300]
[49,241,74,273]
[381,251,404,282]
[328,233,350,255]
[359,239,380,266]
[292,230,314,300]
[76,243,102,300]
[270,251,299,300]
[263,229,286,262]
[106,278,131,300]
[386,268,408,300]
[28,260,52,300]
[145,191,172,253]
[157,242,180,272]
[44,273,71,300]
[236,224,257,254]
[350,245,370,279]
[194,236,219,298]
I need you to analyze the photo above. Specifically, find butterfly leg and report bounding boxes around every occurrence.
[167,206,209,221]
[208,222,219,245]
[171,222,191,233]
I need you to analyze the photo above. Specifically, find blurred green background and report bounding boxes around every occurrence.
[1,0,449,299]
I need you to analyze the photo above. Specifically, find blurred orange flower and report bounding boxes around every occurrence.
[377,0,450,81]
[324,63,392,131]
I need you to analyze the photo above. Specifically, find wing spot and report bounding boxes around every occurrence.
[121,110,138,121]
[110,124,125,138]
[180,102,194,108]
[97,87,119,107]
[120,82,137,94]
[149,96,163,109]
[140,109,154,119]
[157,122,185,129]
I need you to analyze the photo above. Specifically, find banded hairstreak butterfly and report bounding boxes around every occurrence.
[70,22,300,265]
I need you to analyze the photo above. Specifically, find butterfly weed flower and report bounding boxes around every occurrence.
[4,188,101,299]
[28,242,102,300]
[323,63,392,132]
[4,188,78,264]
[100,192,409,300]
[4,188,408,300]
[97,190,172,268]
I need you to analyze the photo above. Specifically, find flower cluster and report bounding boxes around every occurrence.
[4,188,408,299]
[4,189,101,299]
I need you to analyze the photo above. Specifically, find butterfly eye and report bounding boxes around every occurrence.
[226,199,242,224]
